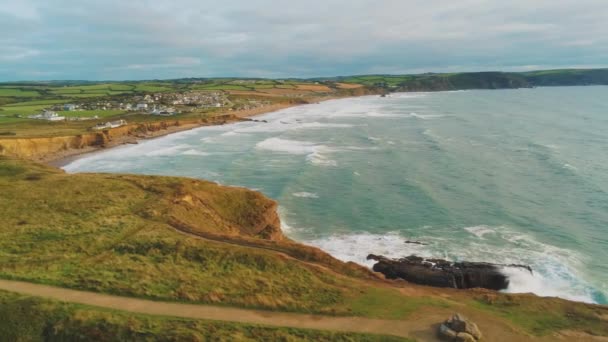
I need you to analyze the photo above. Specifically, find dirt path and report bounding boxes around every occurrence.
[0,279,434,340]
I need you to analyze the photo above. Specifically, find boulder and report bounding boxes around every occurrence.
[367,254,532,290]
[438,314,482,341]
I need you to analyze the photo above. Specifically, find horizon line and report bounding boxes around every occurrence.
[2,67,607,84]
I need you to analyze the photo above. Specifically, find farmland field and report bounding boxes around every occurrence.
[0,89,41,97]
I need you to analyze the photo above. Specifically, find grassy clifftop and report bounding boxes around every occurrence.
[329,68,608,91]
[1,157,607,340]
[0,157,376,313]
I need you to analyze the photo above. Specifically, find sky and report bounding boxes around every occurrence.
[1,0,607,81]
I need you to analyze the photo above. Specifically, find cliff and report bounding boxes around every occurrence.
[0,114,242,163]
[324,68,608,92]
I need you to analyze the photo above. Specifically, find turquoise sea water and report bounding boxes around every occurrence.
[65,86,608,304]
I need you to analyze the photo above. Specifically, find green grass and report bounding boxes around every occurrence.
[199,84,253,91]
[3,100,68,107]
[134,83,173,92]
[0,116,29,125]
[0,158,455,321]
[59,110,126,118]
[0,104,50,116]
[0,290,409,341]
[346,288,449,320]
[0,88,41,97]
[472,296,608,336]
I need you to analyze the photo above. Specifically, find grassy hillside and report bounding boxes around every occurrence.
[1,157,607,341]
[0,157,441,317]
[0,290,407,342]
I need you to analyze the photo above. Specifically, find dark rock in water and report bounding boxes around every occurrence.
[367,254,532,290]
[405,240,428,246]
[438,313,482,341]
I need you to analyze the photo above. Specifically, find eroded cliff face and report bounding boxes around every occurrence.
[0,115,241,162]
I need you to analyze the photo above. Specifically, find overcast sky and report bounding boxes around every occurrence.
[1,0,607,80]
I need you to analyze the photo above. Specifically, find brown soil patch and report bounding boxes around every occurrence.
[336,83,364,89]
[295,84,332,92]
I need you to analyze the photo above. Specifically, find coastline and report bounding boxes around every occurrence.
[46,102,294,167]
[45,95,361,168]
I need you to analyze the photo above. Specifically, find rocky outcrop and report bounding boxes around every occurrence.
[367,254,532,290]
[438,314,482,341]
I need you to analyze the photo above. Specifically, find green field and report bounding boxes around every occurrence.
[0,104,50,116]
[0,88,41,97]
[59,110,126,118]
[3,99,68,107]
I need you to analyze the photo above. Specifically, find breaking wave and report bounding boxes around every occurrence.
[300,225,603,304]
[292,192,319,199]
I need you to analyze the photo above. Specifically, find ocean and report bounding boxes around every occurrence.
[64,86,608,304]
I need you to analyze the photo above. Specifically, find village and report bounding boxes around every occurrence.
[47,91,232,115]
[22,90,273,130]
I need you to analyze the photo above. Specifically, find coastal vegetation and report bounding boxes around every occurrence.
[1,156,607,340]
[0,290,407,341]
[0,157,440,316]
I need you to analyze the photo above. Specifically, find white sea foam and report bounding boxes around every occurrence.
[233,119,355,134]
[304,232,432,267]
[307,153,338,167]
[464,225,497,239]
[299,225,599,303]
[256,138,318,154]
[145,144,192,157]
[181,149,211,156]
[256,138,339,167]
[391,92,430,99]
[409,113,445,119]
[292,192,319,199]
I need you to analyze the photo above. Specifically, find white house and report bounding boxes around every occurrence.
[136,103,148,110]
[28,110,65,121]
[93,119,127,130]
[63,104,78,111]
[150,107,177,116]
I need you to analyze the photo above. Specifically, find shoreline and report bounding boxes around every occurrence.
[47,103,295,168]
[47,95,361,168]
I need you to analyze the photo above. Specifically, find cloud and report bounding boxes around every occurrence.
[1,0,607,80]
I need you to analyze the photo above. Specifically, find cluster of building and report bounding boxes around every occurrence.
[93,119,127,130]
[152,91,230,108]
[47,91,230,117]
[24,90,271,125]
[28,110,65,121]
